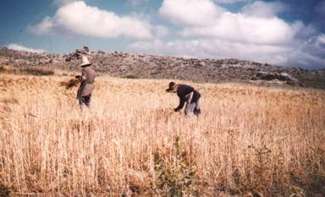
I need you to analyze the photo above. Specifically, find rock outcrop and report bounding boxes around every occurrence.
[252,71,302,86]
[1,47,324,89]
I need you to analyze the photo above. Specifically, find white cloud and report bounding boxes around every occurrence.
[31,17,54,35]
[130,33,325,68]
[159,0,224,26]
[30,0,325,67]
[130,0,325,67]
[129,38,293,65]
[160,0,297,45]
[242,1,285,18]
[317,34,325,45]
[7,44,46,53]
[153,25,170,38]
[181,14,301,45]
[33,1,153,40]
[213,0,249,4]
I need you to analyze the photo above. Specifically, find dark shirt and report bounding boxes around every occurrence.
[175,84,201,111]
[77,66,96,98]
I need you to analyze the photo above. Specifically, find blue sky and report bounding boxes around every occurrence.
[1,0,325,68]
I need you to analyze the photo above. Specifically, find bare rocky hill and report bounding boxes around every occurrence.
[1,47,325,89]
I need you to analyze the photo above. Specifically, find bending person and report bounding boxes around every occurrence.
[166,81,201,116]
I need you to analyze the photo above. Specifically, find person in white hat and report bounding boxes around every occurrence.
[76,55,96,109]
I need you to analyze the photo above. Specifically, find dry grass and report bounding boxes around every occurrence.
[0,65,55,76]
[0,74,324,196]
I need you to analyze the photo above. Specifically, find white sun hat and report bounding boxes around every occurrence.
[80,55,91,67]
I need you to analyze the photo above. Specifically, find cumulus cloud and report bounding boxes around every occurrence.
[30,0,325,67]
[159,0,224,26]
[129,38,292,65]
[33,1,153,39]
[317,34,325,45]
[31,17,54,35]
[129,0,325,68]
[285,35,325,68]
[242,1,285,18]
[153,25,170,38]
[160,0,298,45]
[7,44,46,53]
[213,0,249,4]
[130,35,325,68]
[181,14,302,45]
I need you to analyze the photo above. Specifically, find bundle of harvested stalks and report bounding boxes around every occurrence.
[60,76,81,89]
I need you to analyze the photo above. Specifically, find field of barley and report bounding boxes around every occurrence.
[0,73,324,196]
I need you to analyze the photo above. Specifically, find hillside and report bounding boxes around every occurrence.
[1,47,325,89]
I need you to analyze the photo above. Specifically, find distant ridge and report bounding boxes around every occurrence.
[1,47,324,89]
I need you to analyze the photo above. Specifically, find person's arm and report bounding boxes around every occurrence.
[174,98,185,112]
[75,75,82,80]
[81,69,87,81]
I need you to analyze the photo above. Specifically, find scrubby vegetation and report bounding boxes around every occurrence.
[0,65,54,76]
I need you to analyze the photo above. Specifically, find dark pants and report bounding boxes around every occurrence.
[79,95,91,108]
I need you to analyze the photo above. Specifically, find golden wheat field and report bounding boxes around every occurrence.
[0,73,324,196]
